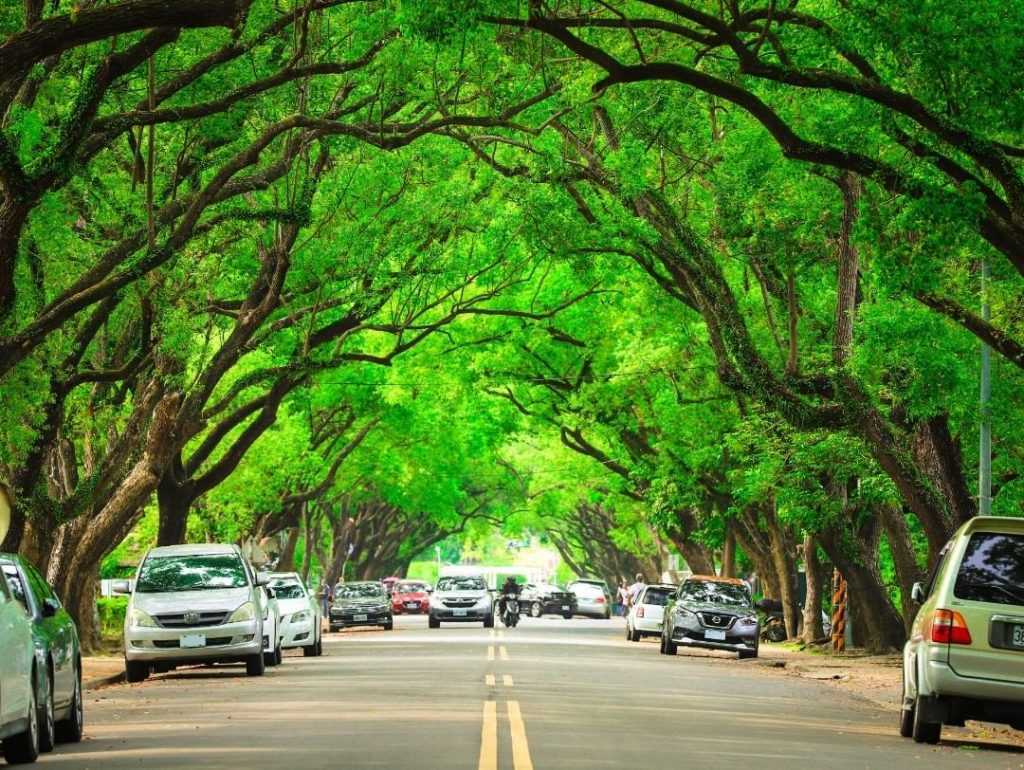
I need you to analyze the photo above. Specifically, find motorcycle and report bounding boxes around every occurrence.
[500,595,520,628]
[756,598,787,643]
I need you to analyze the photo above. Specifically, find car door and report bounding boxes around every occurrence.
[0,570,31,726]
[27,564,74,707]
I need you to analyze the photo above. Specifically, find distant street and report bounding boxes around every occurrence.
[29,617,1021,769]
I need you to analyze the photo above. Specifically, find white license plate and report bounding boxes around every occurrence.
[454,609,468,617]
[353,614,368,622]
[1012,624,1024,648]
[406,603,419,608]
[561,605,570,610]
[705,629,727,641]
[180,634,206,648]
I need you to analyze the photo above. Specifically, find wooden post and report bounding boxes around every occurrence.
[831,569,847,652]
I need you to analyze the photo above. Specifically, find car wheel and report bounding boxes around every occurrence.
[383,621,394,631]
[738,648,758,660]
[428,615,440,629]
[4,667,40,764]
[264,649,277,667]
[530,602,542,618]
[625,623,632,641]
[274,644,283,665]
[246,651,266,677]
[38,668,55,753]
[56,664,84,743]
[483,613,495,629]
[562,612,573,620]
[911,695,941,744]
[125,659,149,683]
[663,632,678,655]
[315,632,324,656]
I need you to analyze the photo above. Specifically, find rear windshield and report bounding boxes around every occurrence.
[642,588,672,606]
[269,580,306,600]
[679,581,751,608]
[572,584,605,598]
[136,554,248,593]
[954,532,1024,607]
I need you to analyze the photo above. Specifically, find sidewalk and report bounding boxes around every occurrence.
[754,643,1024,749]
[82,656,124,690]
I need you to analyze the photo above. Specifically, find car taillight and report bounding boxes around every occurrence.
[595,597,606,603]
[931,609,972,645]
[637,607,645,618]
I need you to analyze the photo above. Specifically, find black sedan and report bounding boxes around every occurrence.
[0,555,84,752]
[519,583,577,619]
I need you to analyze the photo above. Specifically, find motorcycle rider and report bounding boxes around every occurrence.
[498,576,521,621]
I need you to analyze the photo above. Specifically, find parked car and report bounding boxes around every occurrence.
[520,583,577,619]
[626,583,676,642]
[392,581,431,615]
[118,543,271,682]
[429,575,494,628]
[259,585,283,666]
[660,576,759,659]
[268,573,322,657]
[568,580,612,619]
[900,516,1024,744]
[329,582,393,631]
[0,556,42,764]
[1,555,84,752]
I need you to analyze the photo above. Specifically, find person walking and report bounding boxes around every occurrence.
[627,573,646,609]
[616,581,630,616]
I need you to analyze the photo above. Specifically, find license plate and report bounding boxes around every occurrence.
[180,634,206,648]
[1012,624,1024,648]
[705,629,726,641]
[454,609,468,617]
[353,614,368,622]
[406,603,419,608]
[561,605,570,610]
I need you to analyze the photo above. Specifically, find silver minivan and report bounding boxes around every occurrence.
[119,544,270,681]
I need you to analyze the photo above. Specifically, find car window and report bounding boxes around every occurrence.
[923,542,951,597]
[679,581,751,608]
[572,584,605,598]
[25,564,54,606]
[136,553,249,593]
[436,576,486,592]
[642,588,672,606]
[269,580,306,599]
[335,583,386,598]
[2,565,30,612]
[954,532,1024,607]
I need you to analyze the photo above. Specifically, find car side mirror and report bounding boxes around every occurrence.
[265,588,276,599]
[111,580,131,595]
[255,572,270,587]
[42,598,60,617]
[911,582,926,603]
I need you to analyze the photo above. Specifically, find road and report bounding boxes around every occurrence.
[35,616,1024,769]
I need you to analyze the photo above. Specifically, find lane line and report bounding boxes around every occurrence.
[485,674,496,687]
[507,701,534,770]
[479,701,497,770]
[499,645,509,661]
[503,675,514,687]
[487,645,495,661]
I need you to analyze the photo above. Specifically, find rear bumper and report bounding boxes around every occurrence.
[926,659,1024,703]
[634,617,662,633]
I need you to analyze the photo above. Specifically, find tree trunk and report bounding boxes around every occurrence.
[801,534,826,644]
[278,527,299,572]
[720,528,736,577]
[764,500,800,639]
[156,470,194,546]
[877,503,925,631]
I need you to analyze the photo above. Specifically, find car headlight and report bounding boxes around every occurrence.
[291,611,310,624]
[129,608,158,628]
[430,596,444,608]
[739,616,758,626]
[673,606,694,618]
[475,595,491,608]
[229,601,256,623]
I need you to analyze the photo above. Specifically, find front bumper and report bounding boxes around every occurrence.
[125,619,261,662]
[431,606,492,621]
[330,609,391,627]
[393,602,429,615]
[671,622,758,653]
[281,617,316,648]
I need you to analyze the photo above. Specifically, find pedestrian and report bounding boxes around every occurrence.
[616,581,630,616]
[627,573,646,608]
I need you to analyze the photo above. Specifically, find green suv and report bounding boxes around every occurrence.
[901,516,1024,743]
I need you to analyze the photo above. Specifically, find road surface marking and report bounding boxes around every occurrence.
[507,701,534,770]
[503,675,514,687]
[497,630,505,639]
[499,645,509,661]
[487,645,495,661]
[479,701,497,770]
[485,674,496,686]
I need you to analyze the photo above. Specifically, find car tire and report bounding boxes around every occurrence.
[663,633,678,655]
[911,695,941,744]
[246,651,266,677]
[56,664,84,744]
[383,621,394,631]
[625,623,632,641]
[562,612,573,620]
[303,641,316,657]
[530,602,542,618]
[274,643,283,665]
[483,613,495,629]
[898,668,915,738]
[738,648,758,660]
[315,633,324,656]
[264,649,277,667]
[428,615,440,629]
[4,667,40,764]
[125,659,149,683]
[38,668,55,753]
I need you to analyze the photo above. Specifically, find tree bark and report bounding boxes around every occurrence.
[877,503,925,631]
[801,534,826,644]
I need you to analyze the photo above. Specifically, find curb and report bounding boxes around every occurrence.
[84,671,125,691]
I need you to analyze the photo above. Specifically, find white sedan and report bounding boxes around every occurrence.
[268,573,322,657]
[626,583,677,642]
[259,586,283,667]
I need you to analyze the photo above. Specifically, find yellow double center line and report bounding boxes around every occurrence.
[478,700,533,770]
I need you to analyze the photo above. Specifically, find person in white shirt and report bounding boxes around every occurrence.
[627,573,646,608]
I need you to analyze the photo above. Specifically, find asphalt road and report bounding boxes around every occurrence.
[31,616,1024,769]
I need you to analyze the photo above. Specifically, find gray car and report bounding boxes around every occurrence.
[329,582,393,631]
[568,580,612,619]
[660,577,759,659]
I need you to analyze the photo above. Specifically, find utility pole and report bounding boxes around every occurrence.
[980,259,992,516]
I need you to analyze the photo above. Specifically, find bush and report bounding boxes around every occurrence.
[97,596,128,641]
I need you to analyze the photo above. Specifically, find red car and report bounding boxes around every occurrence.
[392,581,431,614]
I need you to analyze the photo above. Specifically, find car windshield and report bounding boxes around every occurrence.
[642,588,673,606]
[269,580,306,600]
[335,583,385,599]
[436,576,486,592]
[135,553,248,593]
[954,532,1024,607]
[396,583,426,593]
[572,584,605,598]
[680,581,751,608]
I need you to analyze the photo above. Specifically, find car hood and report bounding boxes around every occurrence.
[132,587,251,614]
[395,592,428,600]
[276,598,310,615]
[435,590,488,601]
[682,602,753,615]
[333,597,388,608]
